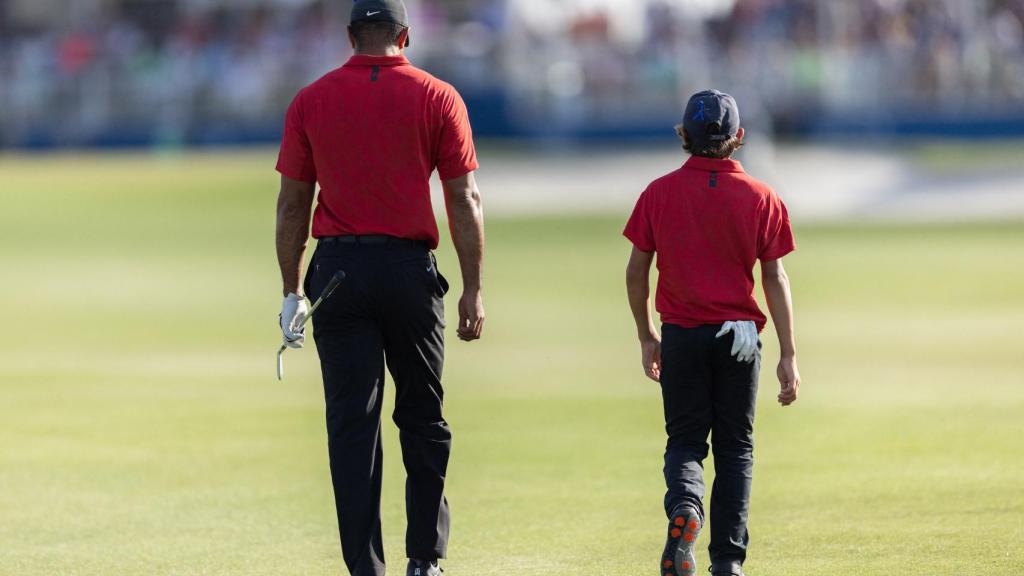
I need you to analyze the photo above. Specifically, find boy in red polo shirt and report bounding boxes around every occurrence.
[624,90,800,576]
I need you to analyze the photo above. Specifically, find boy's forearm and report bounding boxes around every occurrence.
[627,281,657,341]
[626,251,657,341]
[763,269,796,357]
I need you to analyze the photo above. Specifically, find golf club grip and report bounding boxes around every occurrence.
[306,270,347,318]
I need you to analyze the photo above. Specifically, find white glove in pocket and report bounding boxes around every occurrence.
[715,320,759,363]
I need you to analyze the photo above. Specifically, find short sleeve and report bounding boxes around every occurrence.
[435,88,479,181]
[276,92,317,183]
[623,190,656,253]
[758,191,796,261]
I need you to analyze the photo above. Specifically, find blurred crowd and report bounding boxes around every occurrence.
[1,0,1023,147]
[506,0,1024,134]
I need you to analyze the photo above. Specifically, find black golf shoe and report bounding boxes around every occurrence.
[710,560,745,576]
[406,559,442,576]
[660,505,702,576]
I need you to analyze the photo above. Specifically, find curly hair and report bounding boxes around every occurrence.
[676,124,744,159]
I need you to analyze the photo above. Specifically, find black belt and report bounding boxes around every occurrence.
[318,235,426,248]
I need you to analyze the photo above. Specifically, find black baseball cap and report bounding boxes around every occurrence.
[683,90,740,146]
[351,0,409,47]
[351,0,409,28]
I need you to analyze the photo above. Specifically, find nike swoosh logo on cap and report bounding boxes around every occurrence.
[366,10,381,16]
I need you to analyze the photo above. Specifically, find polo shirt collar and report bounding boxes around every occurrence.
[345,54,409,68]
[684,156,744,173]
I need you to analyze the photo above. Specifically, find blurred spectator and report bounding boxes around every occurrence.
[1,0,1023,147]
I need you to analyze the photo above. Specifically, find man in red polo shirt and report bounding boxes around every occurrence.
[274,2,484,575]
[624,90,800,576]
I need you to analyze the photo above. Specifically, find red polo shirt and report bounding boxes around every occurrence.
[624,156,795,331]
[276,55,478,249]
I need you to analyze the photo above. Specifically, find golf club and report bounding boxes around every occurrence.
[277,269,347,380]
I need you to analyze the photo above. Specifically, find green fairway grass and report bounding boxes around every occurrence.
[1,152,1023,576]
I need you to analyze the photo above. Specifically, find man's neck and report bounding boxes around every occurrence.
[354,48,403,57]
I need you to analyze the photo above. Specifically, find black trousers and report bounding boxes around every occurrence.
[660,323,760,566]
[305,239,451,576]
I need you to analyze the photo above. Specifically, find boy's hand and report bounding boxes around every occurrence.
[640,336,662,382]
[777,355,800,406]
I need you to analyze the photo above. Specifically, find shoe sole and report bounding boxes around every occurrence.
[660,507,701,576]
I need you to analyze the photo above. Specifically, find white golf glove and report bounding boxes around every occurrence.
[280,293,308,349]
[715,320,759,363]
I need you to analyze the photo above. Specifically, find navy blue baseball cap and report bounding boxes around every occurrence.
[683,90,740,145]
[351,0,410,45]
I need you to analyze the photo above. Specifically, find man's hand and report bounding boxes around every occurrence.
[640,336,662,382]
[443,172,485,343]
[715,320,759,363]
[777,355,800,406]
[280,293,308,349]
[457,290,485,341]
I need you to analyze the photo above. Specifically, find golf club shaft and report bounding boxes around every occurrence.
[277,269,346,381]
[276,346,286,380]
[298,270,346,329]
[301,294,328,326]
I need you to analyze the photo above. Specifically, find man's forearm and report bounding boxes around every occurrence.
[276,208,311,296]
[445,178,485,291]
[763,266,796,357]
[276,179,315,296]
